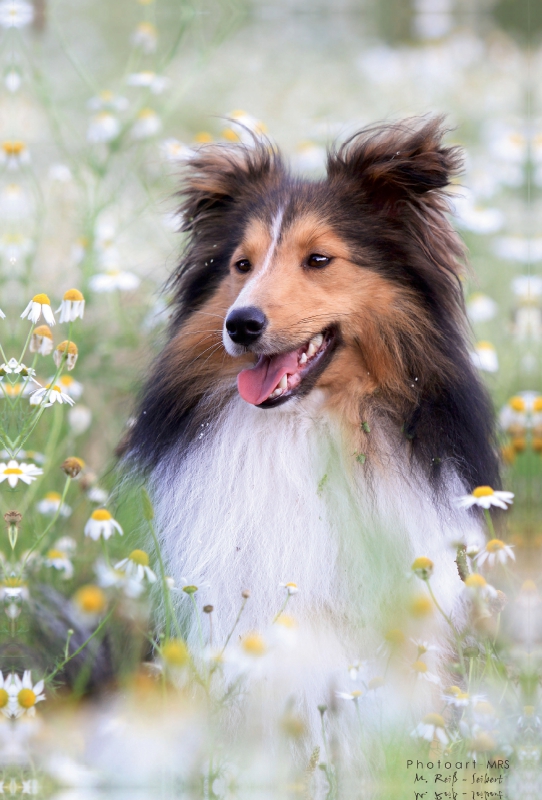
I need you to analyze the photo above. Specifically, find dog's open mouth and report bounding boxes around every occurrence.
[237,328,336,407]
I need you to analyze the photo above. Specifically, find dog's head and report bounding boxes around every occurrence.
[125,116,499,492]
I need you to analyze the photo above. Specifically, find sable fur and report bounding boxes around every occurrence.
[125,116,499,494]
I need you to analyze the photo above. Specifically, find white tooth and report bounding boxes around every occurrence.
[278,375,288,391]
[299,352,308,365]
[307,342,317,358]
[270,388,281,398]
[310,333,324,349]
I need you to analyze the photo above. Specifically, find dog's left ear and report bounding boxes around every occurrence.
[327,116,462,212]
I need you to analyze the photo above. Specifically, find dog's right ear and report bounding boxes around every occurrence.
[180,140,284,233]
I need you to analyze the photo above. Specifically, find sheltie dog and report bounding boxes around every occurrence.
[123,117,499,731]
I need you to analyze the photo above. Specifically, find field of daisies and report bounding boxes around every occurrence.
[0,0,540,798]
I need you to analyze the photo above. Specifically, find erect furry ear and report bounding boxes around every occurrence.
[180,139,284,233]
[327,116,463,212]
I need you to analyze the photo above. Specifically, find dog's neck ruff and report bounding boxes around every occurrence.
[150,393,481,654]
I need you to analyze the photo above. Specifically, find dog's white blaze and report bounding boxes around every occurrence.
[151,394,483,729]
[223,208,284,356]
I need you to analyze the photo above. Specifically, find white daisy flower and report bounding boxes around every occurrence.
[114,549,157,584]
[131,108,162,139]
[464,573,498,600]
[8,671,45,718]
[87,90,128,112]
[89,270,140,292]
[466,293,498,323]
[0,140,30,170]
[53,375,83,401]
[86,486,108,505]
[43,548,73,579]
[0,358,35,377]
[68,405,92,435]
[411,639,440,656]
[470,341,498,373]
[411,660,440,685]
[29,325,54,355]
[127,71,170,93]
[54,536,76,554]
[0,672,11,717]
[0,460,43,488]
[279,582,299,595]
[48,163,72,182]
[336,689,363,701]
[476,539,515,568]
[160,138,194,162]
[347,660,367,681]
[21,293,55,326]
[36,491,72,517]
[456,486,514,510]
[131,22,158,53]
[512,275,542,301]
[412,713,449,745]
[5,69,21,92]
[0,307,4,319]
[53,341,78,371]
[95,559,143,598]
[29,383,75,408]
[84,509,123,541]
[56,288,85,323]
[0,0,33,28]
[87,112,120,144]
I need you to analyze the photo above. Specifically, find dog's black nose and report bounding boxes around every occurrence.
[225,306,267,346]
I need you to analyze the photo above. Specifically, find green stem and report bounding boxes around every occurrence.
[45,607,114,684]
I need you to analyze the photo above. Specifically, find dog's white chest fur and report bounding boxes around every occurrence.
[152,392,481,671]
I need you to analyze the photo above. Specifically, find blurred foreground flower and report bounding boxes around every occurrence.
[0,0,33,28]
[21,294,55,326]
[44,548,73,579]
[84,509,123,541]
[476,539,515,567]
[412,713,449,745]
[0,460,42,487]
[87,112,120,144]
[466,293,498,323]
[127,71,170,93]
[73,584,107,617]
[131,108,162,139]
[456,486,514,510]
[132,22,158,53]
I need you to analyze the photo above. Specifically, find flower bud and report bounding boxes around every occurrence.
[411,556,434,580]
[54,340,78,371]
[61,456,85,478]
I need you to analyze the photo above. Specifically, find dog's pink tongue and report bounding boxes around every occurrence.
[237,351,299,405]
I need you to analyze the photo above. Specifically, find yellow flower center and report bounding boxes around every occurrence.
[45,491,61,501]
[523,706,535,716]
[4,467,23,475]
[56,341,78,355]
[47,549,65,560]
[423,713,445,727]
[138,108,155,119]
[33,325,53,339]
[99,90,113,102]
[5,577,23,588]
[509,396,526,412]
[2,141,25,155]
[242,632,267,656]
[91,509,112,521]
[59,376,74,387]
[465,574,487,589]
[476,341,494,351]
[194,131,213,143]
[18,688,36,708]
[409,595,433,617]
[161,639,189,667]
[74,585,107,614]
[129,549,149,566]
[533,397,542,412]
[137,22,157,34]
[222,127,240,142]
[521,579,537,594]
[45,384,61,393]
[412,660,428,673]
[445,685,461,696]
[368,677,384,690]
[475,701,495,715]
[486,539,505,552]
[63,288,84,302]
[385,628,405,645]
[350,690,363,698]
[32,293,50,305]
[0,688,8,707]
[275,614,296,628]
[472,486,494,498]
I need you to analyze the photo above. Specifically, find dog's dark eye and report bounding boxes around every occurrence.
[306,254,331,269]
[235,259,251,273]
